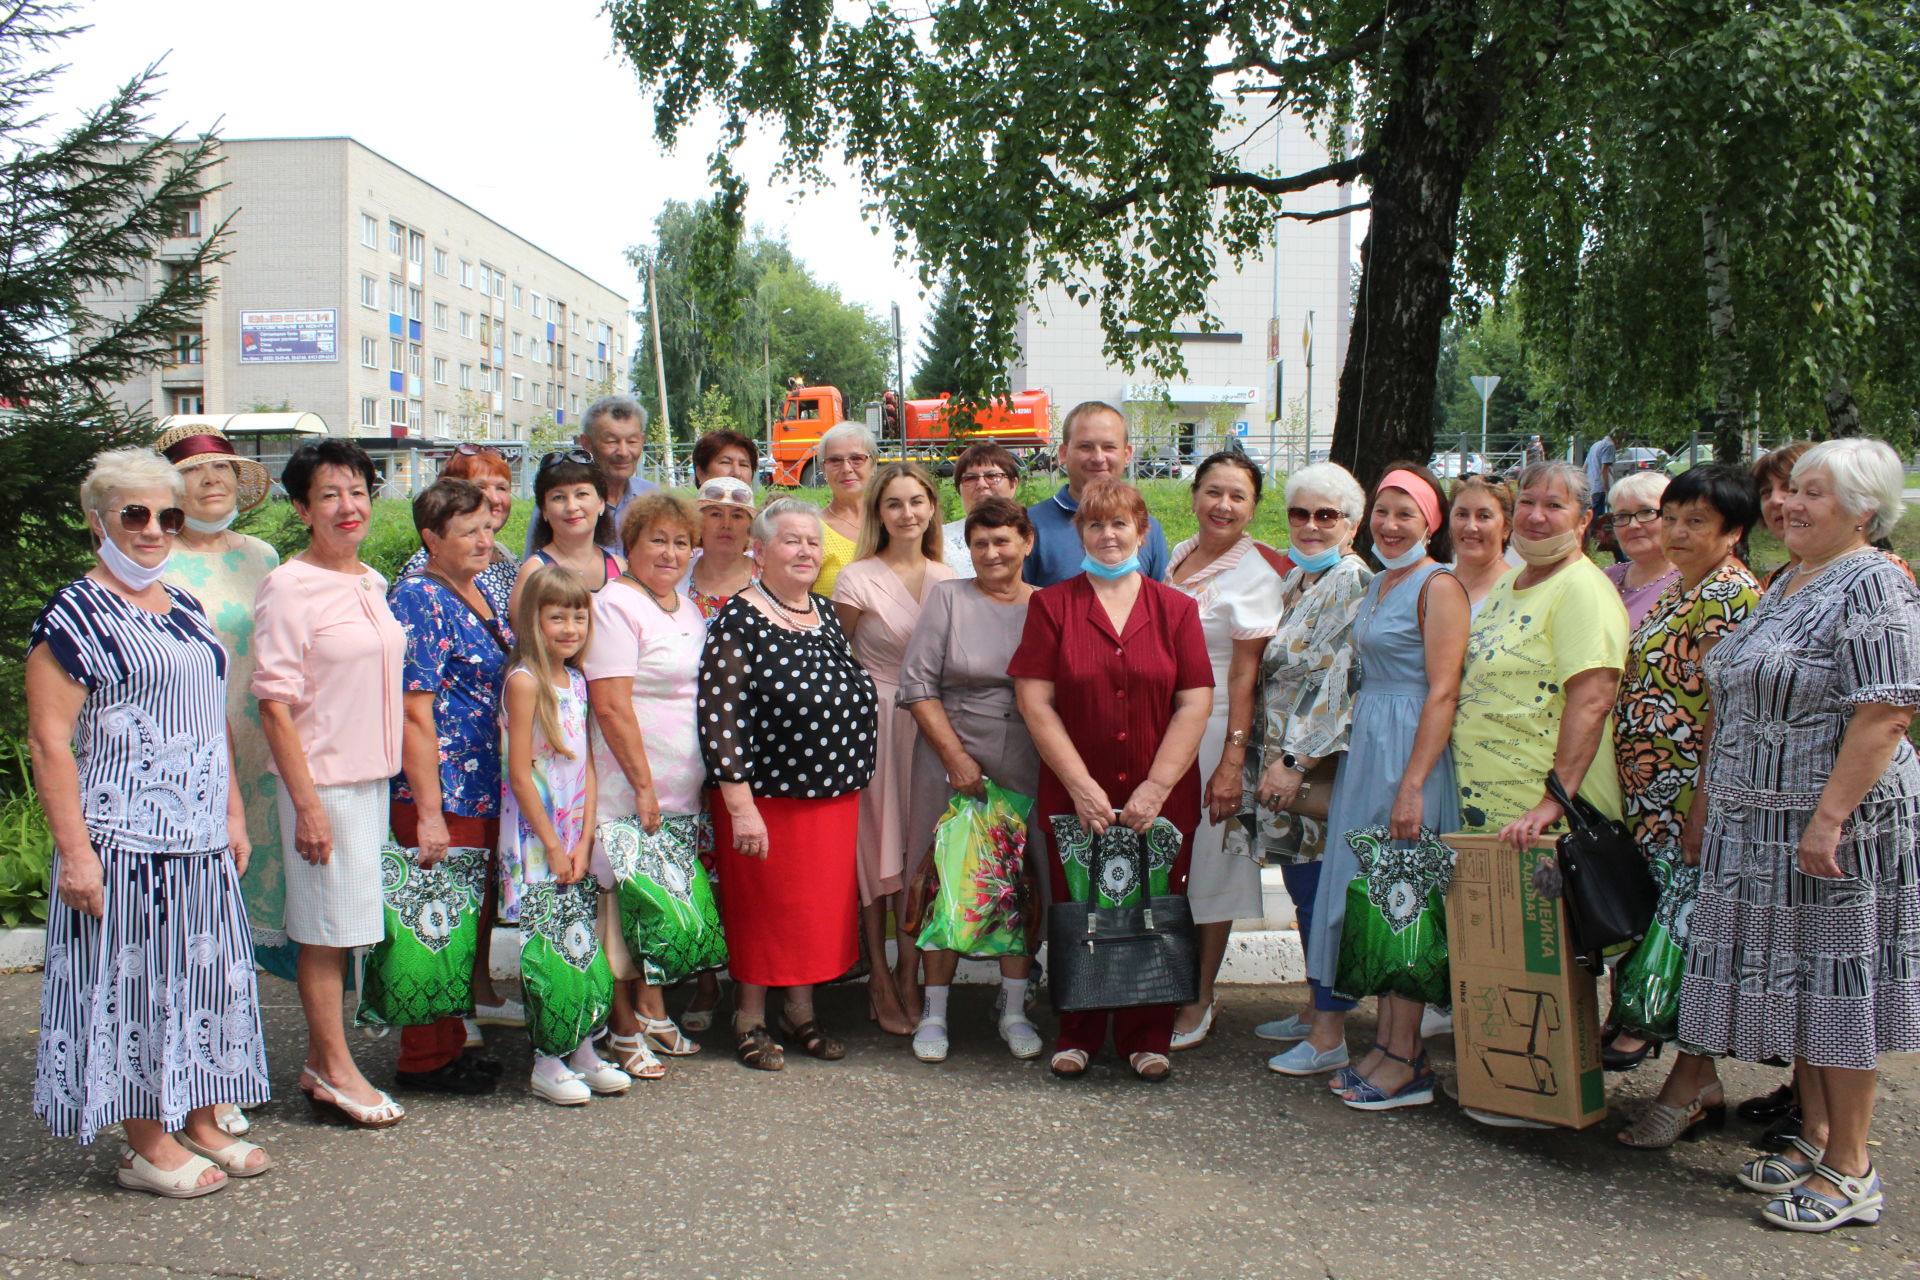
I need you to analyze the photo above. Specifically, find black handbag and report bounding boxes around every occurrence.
[1047,817,1199,1013]
[1546,771,1658,976]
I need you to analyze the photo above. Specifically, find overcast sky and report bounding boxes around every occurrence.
[45,0,930,354]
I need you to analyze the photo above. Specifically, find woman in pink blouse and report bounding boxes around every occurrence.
[253,441,407,1130]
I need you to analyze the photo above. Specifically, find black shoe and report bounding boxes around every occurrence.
[395,1057,497,1095]
[1737,1083,1795,1124]
[1757,1105,1804,1152]
[1601,1035,1663,1072]
[458,1050,504,1078]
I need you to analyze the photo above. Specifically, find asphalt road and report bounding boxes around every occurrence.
[0,974,1913,1280]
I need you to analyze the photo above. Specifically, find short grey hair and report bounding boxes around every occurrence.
[1283,462,1365,523]
[1796,437,1905,542]
[81,447,183,515]
[1517,460,1592,513]
[583,394,647,436]
[817,420,877,459]
[1607,469,1669,514]
[750,496,825,543]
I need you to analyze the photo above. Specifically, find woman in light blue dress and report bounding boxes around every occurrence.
[1309,463,1468,1112]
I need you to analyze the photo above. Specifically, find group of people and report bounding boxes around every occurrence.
[25,394,1919,1235]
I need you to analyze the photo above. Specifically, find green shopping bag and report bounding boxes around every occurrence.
[1048,814,1179,907]
[1333,827,1453,1006]
[356,845,486,1028]
[599,812,727,986]
[917,782,1034,958]
[518,877,614,1057]
[1610,844,1701,1043]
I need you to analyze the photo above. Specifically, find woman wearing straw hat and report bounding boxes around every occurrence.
[153,424,282,1140]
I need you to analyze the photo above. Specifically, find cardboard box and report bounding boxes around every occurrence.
[1444,831,1607,1130]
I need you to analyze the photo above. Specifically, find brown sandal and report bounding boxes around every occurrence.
[779,1017,846,1060]
[736,1025,784,1072]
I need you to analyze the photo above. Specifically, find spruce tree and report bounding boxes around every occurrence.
[910,283,973,400]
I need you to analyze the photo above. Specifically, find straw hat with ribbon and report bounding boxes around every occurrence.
[152,423,273,513]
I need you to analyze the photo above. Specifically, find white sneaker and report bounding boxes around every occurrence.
[998,1014,1044,1060]
[530,1066,590,1106]
[474,999,525,1027]
[572,1055,632,1095]
[1420,1006,1454,1039]
[462,1017,484,1048]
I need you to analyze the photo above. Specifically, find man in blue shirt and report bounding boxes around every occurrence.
[1024,400,1169,586]
[526,393,657,555]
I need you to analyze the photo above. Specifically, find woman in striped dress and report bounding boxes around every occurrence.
[27,448,272,1196]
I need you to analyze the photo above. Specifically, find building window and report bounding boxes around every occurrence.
[361,214,380,248]
[493,273,506,300]
[433,356,448,384]
[511,331,523,357]
[360,274,379,308]
[169,392,204,415]
[388,397,406,425]
[434,409,451,434]
[409,343,423,377]
[169,204,202,237]
[360,396,379,426]
[433,302,449,330]
[433,247,448,276]
[459,311,474,338]
[389,279,404,313]
[511,285,523,309]
[173,332,202,365]
[459,260,473,288]
[531,295,544,320]
[408,400,423,431]
[477,264,491,296]
[511,375,523,401]
[389,221,405,255]
[459,363,473,390]
[360,336,378,368]
[570,353,579,375]
[408,230,425,264]
[408,287,423,321]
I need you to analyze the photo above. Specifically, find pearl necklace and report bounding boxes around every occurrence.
[755,580,821,630]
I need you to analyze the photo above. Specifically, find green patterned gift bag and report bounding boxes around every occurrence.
[518,877,614,1057]
[1610,844,1701,1043]
[917,782,1035,958]
[600,812,727,986]
[1048,814,1179,906]
[1333,827,1454,1007]
[356,845,486,1028]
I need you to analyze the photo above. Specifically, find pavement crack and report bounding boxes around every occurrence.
[0,1250,290,1280]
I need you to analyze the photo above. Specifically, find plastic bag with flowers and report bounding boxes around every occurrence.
[914,781,1036,958]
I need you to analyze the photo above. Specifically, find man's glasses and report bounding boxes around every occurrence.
[538,448,595,470]
[114,504,186,534]
[957,470,1012,487]
[1287,506,1344,526]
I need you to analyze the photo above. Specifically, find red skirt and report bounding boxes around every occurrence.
[709,791,859,988]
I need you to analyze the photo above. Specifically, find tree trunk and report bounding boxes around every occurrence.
[1822,372,1861,438]
[1328,0,1499,489]
[1700,202,1745,462]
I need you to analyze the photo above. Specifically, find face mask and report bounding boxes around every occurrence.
[1511,528,1582,567]
[92,517,172,590]
[1375,541,1427,570]
[1081,553,1141,580]
[1291,545,1343,574]
[184,509,237,535]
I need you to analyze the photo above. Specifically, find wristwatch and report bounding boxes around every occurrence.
[1281,752,1301,772]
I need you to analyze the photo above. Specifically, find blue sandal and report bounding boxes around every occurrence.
[1341,1047,1435,1112]
[1760,1163,1882,1232]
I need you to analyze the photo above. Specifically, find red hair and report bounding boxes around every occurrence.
[443,449,511,485]
[1071,478,1150,537]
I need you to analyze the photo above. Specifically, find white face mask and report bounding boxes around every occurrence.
[184,509,237,534]
[91,516,173,590]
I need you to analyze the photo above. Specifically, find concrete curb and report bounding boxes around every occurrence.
[0,923,1309,985]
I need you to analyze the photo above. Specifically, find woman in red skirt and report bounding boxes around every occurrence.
[698,498,878,1070]
[1012,478,1214,1082]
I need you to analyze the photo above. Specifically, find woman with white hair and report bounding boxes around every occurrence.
[1603,469,1679,627]
[1681,437,1920,1232]
[813,422,876,596]
[27,448,271,1194]
[698,498,879,1069]
[1232,461,1374,1069]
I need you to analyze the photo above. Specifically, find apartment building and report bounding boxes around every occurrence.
[92,137,630,442]
[1013,110,1353,469]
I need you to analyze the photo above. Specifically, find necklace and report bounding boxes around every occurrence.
[1794,545,1867,580]
[755,579,821,630]
[624,572,680,615]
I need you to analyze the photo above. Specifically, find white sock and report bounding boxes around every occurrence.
[1000,978,1030,1019]
[567,1037,605,1072]
[533,1053,572,1082]
[922,985,950,1022]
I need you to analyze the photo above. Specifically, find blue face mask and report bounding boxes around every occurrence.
[1375,541,1427,570]
[1081,553,1141,580]
[1291,545,1343,574]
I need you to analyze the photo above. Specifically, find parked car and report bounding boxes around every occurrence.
[1429,452,1492,478]
[1618,447,1670,473]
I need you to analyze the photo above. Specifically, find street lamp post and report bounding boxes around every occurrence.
[1470,374,1501,466]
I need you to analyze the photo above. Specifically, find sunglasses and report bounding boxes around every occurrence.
[113,504,186,534]
[454,443,502,458]
[537,448,595,470]
[823,453,873,469]
[1287,506,1345,526]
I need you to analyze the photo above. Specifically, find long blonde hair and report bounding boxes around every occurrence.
[854,460,944,561]
[507,563,594,761]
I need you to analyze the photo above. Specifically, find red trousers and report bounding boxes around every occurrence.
[390,803,499,1074]
[1045,832,1191,1060]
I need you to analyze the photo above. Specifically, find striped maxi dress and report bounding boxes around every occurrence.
[29,577,271,1144]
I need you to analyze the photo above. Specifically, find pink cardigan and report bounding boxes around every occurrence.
[251,557,405,786]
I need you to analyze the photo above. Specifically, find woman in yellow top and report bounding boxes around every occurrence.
[1454,459,1629,845]
[814,422,876,596]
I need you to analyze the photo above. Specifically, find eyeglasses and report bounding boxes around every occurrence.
[1287,506,1345,526]
[454,443,502,458]
[537,448,595,470]
[957,469,1012,487]
[1614,507,1663,526]
[823,453,873,469]
[114,504,186,534]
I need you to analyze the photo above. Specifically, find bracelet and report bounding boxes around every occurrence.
[1226,728,1250,748]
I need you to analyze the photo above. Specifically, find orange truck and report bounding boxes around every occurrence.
[768,385,1052,486]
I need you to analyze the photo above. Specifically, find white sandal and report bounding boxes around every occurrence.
[214,1103,251,1137]
[605,1031,667,1079]
[301,1066,405,1129]
[912,1015,950,1063]
[179,1135,273,1178]
[116,1146,225,1198]
[1049,1048,1090,1078]
[639,1015,701,1056]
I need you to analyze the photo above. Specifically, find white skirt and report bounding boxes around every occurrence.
[279,778,388,948]
[1187,708,1264,925]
